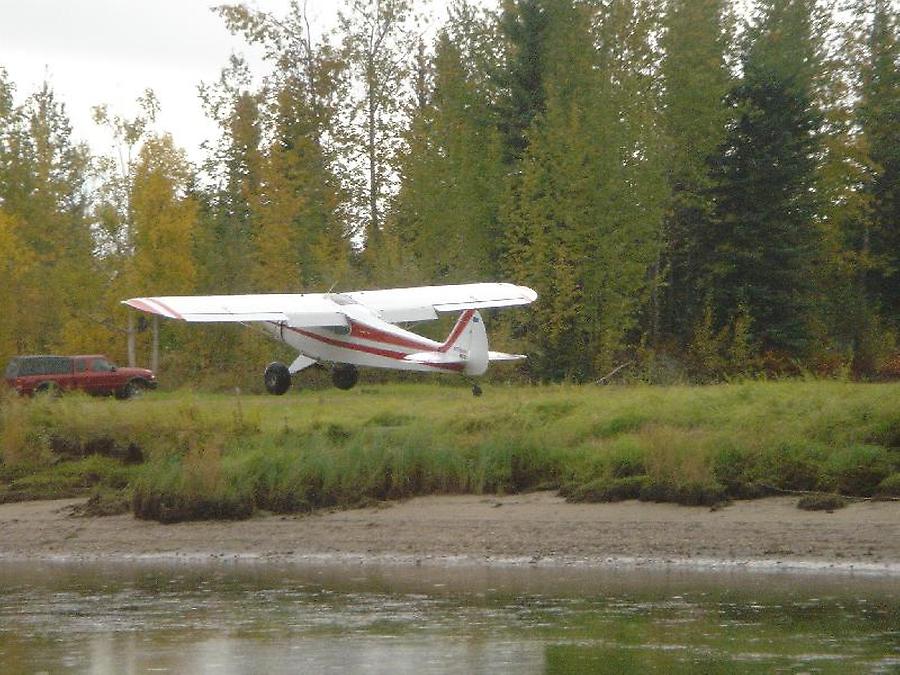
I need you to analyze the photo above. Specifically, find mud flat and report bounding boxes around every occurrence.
[1,493,898,574]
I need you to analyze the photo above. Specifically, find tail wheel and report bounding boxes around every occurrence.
[264,361,291,395]
[332,364,359,390]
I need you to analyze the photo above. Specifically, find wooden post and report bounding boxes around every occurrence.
[127,312,136,367]
[151,315,159,373]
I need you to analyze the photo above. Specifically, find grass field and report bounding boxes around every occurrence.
[1,381,898,521]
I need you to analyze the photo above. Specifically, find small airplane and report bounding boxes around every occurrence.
[123,282,537,396]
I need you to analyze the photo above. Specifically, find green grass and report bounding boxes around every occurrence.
[1,381,899,521]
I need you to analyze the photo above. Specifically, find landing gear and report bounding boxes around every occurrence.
[332,364,359,390]
[471,383,483,397]
[264,361,291,395]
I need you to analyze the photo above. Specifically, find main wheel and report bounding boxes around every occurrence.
[331,364,359,390]
[264,361,291,395]
[472,384,483,397]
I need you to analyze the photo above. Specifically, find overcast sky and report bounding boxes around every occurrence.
[0,0,344,161]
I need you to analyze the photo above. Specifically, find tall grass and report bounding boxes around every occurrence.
[1,382,898,520]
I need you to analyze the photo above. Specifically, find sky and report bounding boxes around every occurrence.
[0,0,342,162]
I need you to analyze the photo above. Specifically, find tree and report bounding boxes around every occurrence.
[198,55,263,294]
[657,0,733,344]
[216,0,352,292]
[859,0,900,327]
[0,82,97,354]
[0,209,33,365]
[495,0,549,163]
[502,0,666,378]
[391,24,505,284]
[338,0,419,257]
[703,0,825,357]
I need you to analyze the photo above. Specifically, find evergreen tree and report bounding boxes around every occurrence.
[391,27,505,284]
[704,0,824,357]
[495,0,549,163]
[657,0,732,344]
[859,0,900,327]
[198,56,263,294]
[503,0,665,378]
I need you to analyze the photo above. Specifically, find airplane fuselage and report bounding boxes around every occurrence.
[260,305,467,373]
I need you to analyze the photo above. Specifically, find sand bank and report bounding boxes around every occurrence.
[1,493,898,574]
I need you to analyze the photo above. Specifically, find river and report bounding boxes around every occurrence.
[0,561,897,673]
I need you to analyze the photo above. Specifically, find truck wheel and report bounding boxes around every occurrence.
[117,380,143,400]
[34,382,59,398]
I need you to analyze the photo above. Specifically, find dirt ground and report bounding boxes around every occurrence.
[1,493,898,573]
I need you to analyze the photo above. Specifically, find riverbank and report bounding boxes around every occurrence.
[2,492,898,574]
[2,382,899,522]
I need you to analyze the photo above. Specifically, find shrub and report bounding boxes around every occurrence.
[797,494,846,511]
[565,475,648,503]
[826,446,893,496]
[638,479,726,506]
[874,473,900,498]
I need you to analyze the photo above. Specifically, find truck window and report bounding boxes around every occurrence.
[4,360,18,378]
[90,358,114,372]
[75,359,88,373]
[47,357,72,374]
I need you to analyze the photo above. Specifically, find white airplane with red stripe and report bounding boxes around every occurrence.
[124,282,537,396]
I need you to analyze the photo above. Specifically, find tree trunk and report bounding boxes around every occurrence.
[151,315,159,373]
[127,313,136,367]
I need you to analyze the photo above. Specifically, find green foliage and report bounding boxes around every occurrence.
[875,472,900,498]
[5,382,899,519]
[797,493,846,511]
[0,1,898,389]
[703,0,824,356]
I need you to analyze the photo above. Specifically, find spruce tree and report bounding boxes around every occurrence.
[658,0,732,344]
[704,0,824,357]
[860,0,900,327]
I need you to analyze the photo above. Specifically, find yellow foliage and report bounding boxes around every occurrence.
[0,210,34,365]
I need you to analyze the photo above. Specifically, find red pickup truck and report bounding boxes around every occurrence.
[4,355,158,399]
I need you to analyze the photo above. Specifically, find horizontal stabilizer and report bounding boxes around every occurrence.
[488,351,526,362]
[404,351,463,365]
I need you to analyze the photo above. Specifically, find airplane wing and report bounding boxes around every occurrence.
[123,294,347,327]
[123,283,537,327]
[345,283,538,323]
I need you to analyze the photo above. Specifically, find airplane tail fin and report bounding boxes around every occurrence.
[439,309,489,376]
[405,310,528,375]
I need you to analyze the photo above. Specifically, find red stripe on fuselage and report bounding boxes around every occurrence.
[349,321,438,351]
[284,325,464,372]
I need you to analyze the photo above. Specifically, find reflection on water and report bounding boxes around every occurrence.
[0,562,897,674]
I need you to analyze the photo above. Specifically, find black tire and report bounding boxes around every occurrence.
[117,380,143,400]
[34,381,59,397]
[264,361,291,395]
[332,364,359,390]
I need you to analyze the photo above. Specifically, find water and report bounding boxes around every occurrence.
[0,561,897,673]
